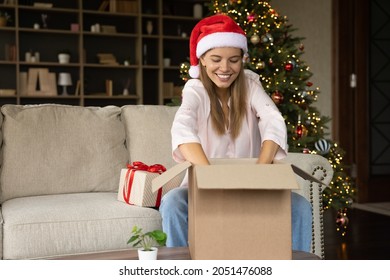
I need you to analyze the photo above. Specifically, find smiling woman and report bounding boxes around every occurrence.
[159,14,313,253]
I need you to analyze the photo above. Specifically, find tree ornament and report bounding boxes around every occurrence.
[269,9,277,16]
[303,148,310,154]
[268,58,273,65]
[284,62,294,71]
[306,81,313,87]
[296,124,303,138]
[261,33,274,44]
[247,13,256,23]
[295,115,307,138]
[256,61,265,69]
[271,90,284,105]
[250,34,260,45]
[336,210,349,228]
[314,138,331,155]
[299,43,304,51]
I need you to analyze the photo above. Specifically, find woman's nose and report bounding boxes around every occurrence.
[219,60,229,71]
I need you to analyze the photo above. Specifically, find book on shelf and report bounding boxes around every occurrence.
[99,1,109,11]
[4,44,16,61]
[33,2,53,8]
[74,80,81,96]
[109,0,138,13]
[105,79,113,96]
[97,53,118,65]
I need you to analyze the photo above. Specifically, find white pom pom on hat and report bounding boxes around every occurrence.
[188,14,248,79]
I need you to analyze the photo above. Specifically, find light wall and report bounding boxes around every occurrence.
[271,0,333,136]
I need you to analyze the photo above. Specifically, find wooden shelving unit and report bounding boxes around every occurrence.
[0,0,208,106]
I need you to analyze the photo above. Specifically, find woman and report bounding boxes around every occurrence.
[159,14,312,252]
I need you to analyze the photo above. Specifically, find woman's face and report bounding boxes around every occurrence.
[200,47,242,93]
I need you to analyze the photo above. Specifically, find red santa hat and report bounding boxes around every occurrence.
[188,14,248,79]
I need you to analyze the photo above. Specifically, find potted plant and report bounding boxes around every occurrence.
[127,225,167,260]
[0,10,11,27]
[57,50,71,64]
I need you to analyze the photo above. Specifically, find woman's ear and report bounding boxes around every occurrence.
[199,57,206,67]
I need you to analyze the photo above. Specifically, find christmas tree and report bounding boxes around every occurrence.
[179,0,356,235]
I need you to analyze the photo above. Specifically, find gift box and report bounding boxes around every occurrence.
[152,158,327,260]
[118,161,183,207]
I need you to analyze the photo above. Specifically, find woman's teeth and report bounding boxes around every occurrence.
[217,74,231,79]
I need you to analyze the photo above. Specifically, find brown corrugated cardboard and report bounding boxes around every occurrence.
[152,158,324,260]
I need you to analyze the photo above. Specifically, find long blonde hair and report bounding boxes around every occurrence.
[199,61,247,139]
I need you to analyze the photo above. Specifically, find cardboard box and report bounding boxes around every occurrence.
[152,158,325,260]
[118,165,184,207]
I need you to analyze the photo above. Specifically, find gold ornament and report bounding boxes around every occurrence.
[250,34,260,45]
[256,61,265,69]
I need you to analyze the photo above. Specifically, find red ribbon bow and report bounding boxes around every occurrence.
[122,161,166,207]
[126,161,166,174]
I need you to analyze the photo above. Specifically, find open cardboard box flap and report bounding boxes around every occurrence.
[152,158,327,193]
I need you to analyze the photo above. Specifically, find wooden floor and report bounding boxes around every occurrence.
[324,207,390,259]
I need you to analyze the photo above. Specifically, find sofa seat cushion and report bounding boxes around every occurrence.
[0,104,128,203]
[1,192,162,259]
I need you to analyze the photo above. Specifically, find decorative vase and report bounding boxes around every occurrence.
[58,53,70,64]
[163,58,171,67]
[193,4,202,19]
[138,247,158,260]
[146,21,153,35]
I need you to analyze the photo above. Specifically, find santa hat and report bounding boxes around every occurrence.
[188,14,248,79]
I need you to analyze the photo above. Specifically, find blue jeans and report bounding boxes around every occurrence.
[159,187,312,252]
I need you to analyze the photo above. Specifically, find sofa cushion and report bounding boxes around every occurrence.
[121,105,179,169]
[0,104,128,203]
[1,192,162,259]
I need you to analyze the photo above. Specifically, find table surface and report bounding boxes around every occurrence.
[50,247,320,260]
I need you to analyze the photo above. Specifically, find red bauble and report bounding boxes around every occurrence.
[284,63,293,71]
[271,90,284,105]
[306,81,313,87]
[296,124,303,138]
[247,13,256,22]
[336,211,349,228]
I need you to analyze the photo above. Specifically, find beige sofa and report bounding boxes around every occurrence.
[0,104,333,260]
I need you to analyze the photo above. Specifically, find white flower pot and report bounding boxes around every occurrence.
[137,247,158,260]
[58,53,70,64]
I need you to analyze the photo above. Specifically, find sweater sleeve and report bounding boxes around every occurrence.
[246,70,288,160]
[171,80,204,162]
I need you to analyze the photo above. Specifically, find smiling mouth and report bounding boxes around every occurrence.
[216,73,232,79]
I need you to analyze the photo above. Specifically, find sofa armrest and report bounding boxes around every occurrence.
[285,153,333,259]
